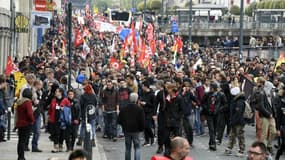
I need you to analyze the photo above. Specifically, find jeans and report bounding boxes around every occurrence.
[125,132,141,160]
[80,119,96,140]
[183,115,193,145]
[144,118,154,143]
[103,112,117,138]
[70,124,79,150]
[206,115,218,146]
[216,112,226,142]
[32,116,41,150]
[194,107,204,135]
[157,112,166,147]
[18,126,31,160]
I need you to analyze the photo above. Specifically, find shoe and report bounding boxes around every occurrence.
[111,137,117,142]
[59,144,63,152]
[32,148,42,152]
[267,147,274,155]
[92,140,96,147]
[24,147,30,152]
[0,139,6,142]
[235,151,244,157]
[51,144,59,153]
[103,135,108,139]
[156,146,163,154]
[76,138,82,146]
[96,126,102,132]
[225,148,232,155]
[209,145,216,151]
[143,142,151,147]
[151,138,155,145]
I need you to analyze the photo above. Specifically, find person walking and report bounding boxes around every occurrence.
[16,88,35,160]
[102,80,119,141]
[79,84,97,147]
[139,81,156,147]
[202,82,227,151]
[275,86,285,160]
[118,92,145,160]
[164,83,184,155]
[225,87,246,157]
[67,89,81,151]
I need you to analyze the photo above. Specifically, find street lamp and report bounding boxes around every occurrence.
[188,0,193,51]
[239,0,244,63]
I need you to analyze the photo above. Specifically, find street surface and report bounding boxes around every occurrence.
[0,125,283,160]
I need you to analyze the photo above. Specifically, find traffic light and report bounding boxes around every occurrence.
[110,10,130,21]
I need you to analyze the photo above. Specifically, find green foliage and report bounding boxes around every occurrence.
[230,5,240,15]
[137,1,145,11]
[245,2,257,16]
[255,0,285,9]
[148,0,162,10]
[95,0,109,12]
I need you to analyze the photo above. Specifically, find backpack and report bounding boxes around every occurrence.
[243,100,253,119]
[60,106,72,129]
[86,104,96,118]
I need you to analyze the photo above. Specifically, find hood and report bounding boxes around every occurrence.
[16,98,31,106]
[264,81,275,96]
[233,92,246,101]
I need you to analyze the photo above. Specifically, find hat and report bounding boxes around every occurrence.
[230,87,240,96]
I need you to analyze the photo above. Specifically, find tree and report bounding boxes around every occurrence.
[148,0,162,10]
[230,5,240,15]
[137,1,145,11]
[95,0,109,12]
[245,1,257,16]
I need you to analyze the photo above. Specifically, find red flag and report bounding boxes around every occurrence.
[150,39,156,55]
[138,42,146,66]
[110,57,122,70]
[131,22,137,55]
[146,23,154,41]
[177,36,183,53]
[74,30,84,47]
[5,56,18,75]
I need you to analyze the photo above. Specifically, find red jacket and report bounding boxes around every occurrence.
[16,98,35,128]
[48,98,70,123]
[151,156,193,160]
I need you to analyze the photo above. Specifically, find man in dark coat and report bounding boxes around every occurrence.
[225,87,246,156]
[118,92,145,160]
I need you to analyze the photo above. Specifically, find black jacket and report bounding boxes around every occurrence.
[202,90,227,116]
[165,94,184,127]
[276,95,285,137]
[140,90,156,119]
[80,93,97,122]
[69,98,81,124]
[230,93,246,126]
[181,91,198,117]
[251,87,273,118]
[118,103,145,133]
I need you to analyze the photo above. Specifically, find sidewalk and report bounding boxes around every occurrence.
[0,130,106,160]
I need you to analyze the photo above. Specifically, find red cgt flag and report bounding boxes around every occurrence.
[110,57,122,70]
[74,30,84,48]
[5,56,18,75]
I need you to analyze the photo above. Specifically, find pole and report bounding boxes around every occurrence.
[67,2,72,90]
[84,109,92,160]
[188,0,192,50]
[10,0,15,57]
[239,0,244,63]
[143,0,146,20]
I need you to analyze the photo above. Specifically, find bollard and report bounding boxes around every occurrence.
[84,122,92,160]
[7,111,11,140]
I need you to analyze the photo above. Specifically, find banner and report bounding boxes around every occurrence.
[14,72,27,98]
[31,11,52,28]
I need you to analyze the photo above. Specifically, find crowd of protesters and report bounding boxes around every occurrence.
[0,6,285,160]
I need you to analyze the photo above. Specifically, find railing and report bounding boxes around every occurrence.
[158,21,285,31]
[204,46,284,60]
